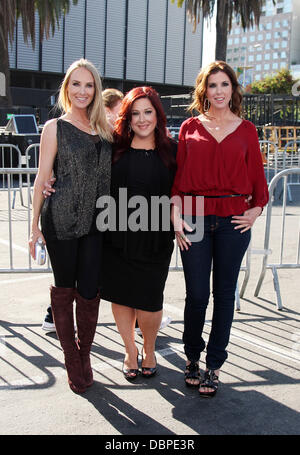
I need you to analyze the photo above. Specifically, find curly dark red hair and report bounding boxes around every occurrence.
[113,86,176,169]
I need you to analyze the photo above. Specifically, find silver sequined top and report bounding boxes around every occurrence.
[41,119,112,240]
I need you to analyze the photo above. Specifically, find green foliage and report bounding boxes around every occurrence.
[249,68,296,94]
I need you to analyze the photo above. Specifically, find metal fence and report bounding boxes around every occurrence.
[254,168,300,310]
[0,167,51,273]
[163,93,300,127]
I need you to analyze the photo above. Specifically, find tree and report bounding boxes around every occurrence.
[0,0,78,107]
[171,0,276,61]
[249,68,296,94]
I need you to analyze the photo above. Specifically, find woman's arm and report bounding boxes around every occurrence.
[231,122,269,233]
[29,119,58,258]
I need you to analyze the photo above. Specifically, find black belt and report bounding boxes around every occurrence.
[183,193,247,199]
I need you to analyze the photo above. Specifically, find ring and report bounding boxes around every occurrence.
[42,190,46,195]
[180,234,185,240]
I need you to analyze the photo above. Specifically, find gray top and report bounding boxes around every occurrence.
[41,119,112,240]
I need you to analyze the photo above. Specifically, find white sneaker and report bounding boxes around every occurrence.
[41,320,56,332]
[159,316,172,330]
[134,316,172,336]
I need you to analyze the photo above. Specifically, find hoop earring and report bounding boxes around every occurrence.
[204,98,210,112]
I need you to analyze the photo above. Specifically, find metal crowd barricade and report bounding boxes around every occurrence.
[281,140,300,201]
[0,168,51,273]
[0,144,24,208]
[254,168,300,310]
[259,140,279,184]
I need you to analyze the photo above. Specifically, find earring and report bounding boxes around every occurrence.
[229,98,233,109]
[204,98,210,112]
[128,124,132,133]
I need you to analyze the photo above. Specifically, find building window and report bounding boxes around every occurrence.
[281,51,287,58]
[250,35,255,42]
[281,41,287,48]
[277,8,283,13]
[282,30,288,38]
[248,55,254,63]
[273,52,278,59]
[234,37,239,44]
[228,38,233,45]
[273,42,279,49]
[255,74,261,81]
[264,63,270,70]
[265,53,270,60]
[256,64,261,71]
[242,36,247,43]
[266,33,271,40]
[256,54,262,61]
[258,33,263,40]
[272,62,278,69]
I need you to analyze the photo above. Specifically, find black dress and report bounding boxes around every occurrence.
[101,145,176,312]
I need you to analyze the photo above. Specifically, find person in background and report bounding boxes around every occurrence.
[30,58,112,393]
[101,86,177,380]
[171,61,268,397]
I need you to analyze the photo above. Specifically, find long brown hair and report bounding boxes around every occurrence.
[113,86,176,169]
[189,61,243,117]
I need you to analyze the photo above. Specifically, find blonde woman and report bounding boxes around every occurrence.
[29,59,112,394]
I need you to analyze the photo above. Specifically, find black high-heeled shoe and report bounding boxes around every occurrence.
[141,351,157,378]
[199,369,219,398]
[122,351,139,381]
[184,361,200,387]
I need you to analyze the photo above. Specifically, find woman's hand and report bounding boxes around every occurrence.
[42,177,56,199]
[231,206,262,233]
[29,226,46,260]
[171,205,193,251]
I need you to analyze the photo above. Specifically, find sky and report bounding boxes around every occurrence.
[202,13,216,67]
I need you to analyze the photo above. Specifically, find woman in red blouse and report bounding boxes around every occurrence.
[171,61,268,397]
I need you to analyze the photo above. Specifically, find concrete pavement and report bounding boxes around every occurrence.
[0,187,300,436]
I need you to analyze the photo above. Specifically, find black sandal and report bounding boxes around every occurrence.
[141,352,157,378]
[122,351,139,381]
[199,369,219,398]
[184,361,200,387]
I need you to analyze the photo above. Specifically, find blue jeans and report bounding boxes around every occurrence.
[180,215,251,370]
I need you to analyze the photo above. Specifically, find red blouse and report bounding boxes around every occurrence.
[171,117,269,216]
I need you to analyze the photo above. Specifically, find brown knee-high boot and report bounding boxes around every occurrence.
[50,286,86,394]
[75,290,100,387]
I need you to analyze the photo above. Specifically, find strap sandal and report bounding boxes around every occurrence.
[122,350,139,381]
[184,361,200,387]
[141,351,158,378]
[199,369,219,398]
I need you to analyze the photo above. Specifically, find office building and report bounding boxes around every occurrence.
[226,0,300,85]
[7,0,203,110]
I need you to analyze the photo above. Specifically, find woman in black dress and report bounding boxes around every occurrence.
[101,86,176,380]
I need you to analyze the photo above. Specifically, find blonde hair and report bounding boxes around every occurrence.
[102,88,124,109]
[57,58,112,141]
[189,61,243,117]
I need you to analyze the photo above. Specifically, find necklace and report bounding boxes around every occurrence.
[207,124,221,131]
[68,116,96,135]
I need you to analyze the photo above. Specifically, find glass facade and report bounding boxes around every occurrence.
[226,0,295,84]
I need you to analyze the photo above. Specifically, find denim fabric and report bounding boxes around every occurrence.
[181,215,251,370]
